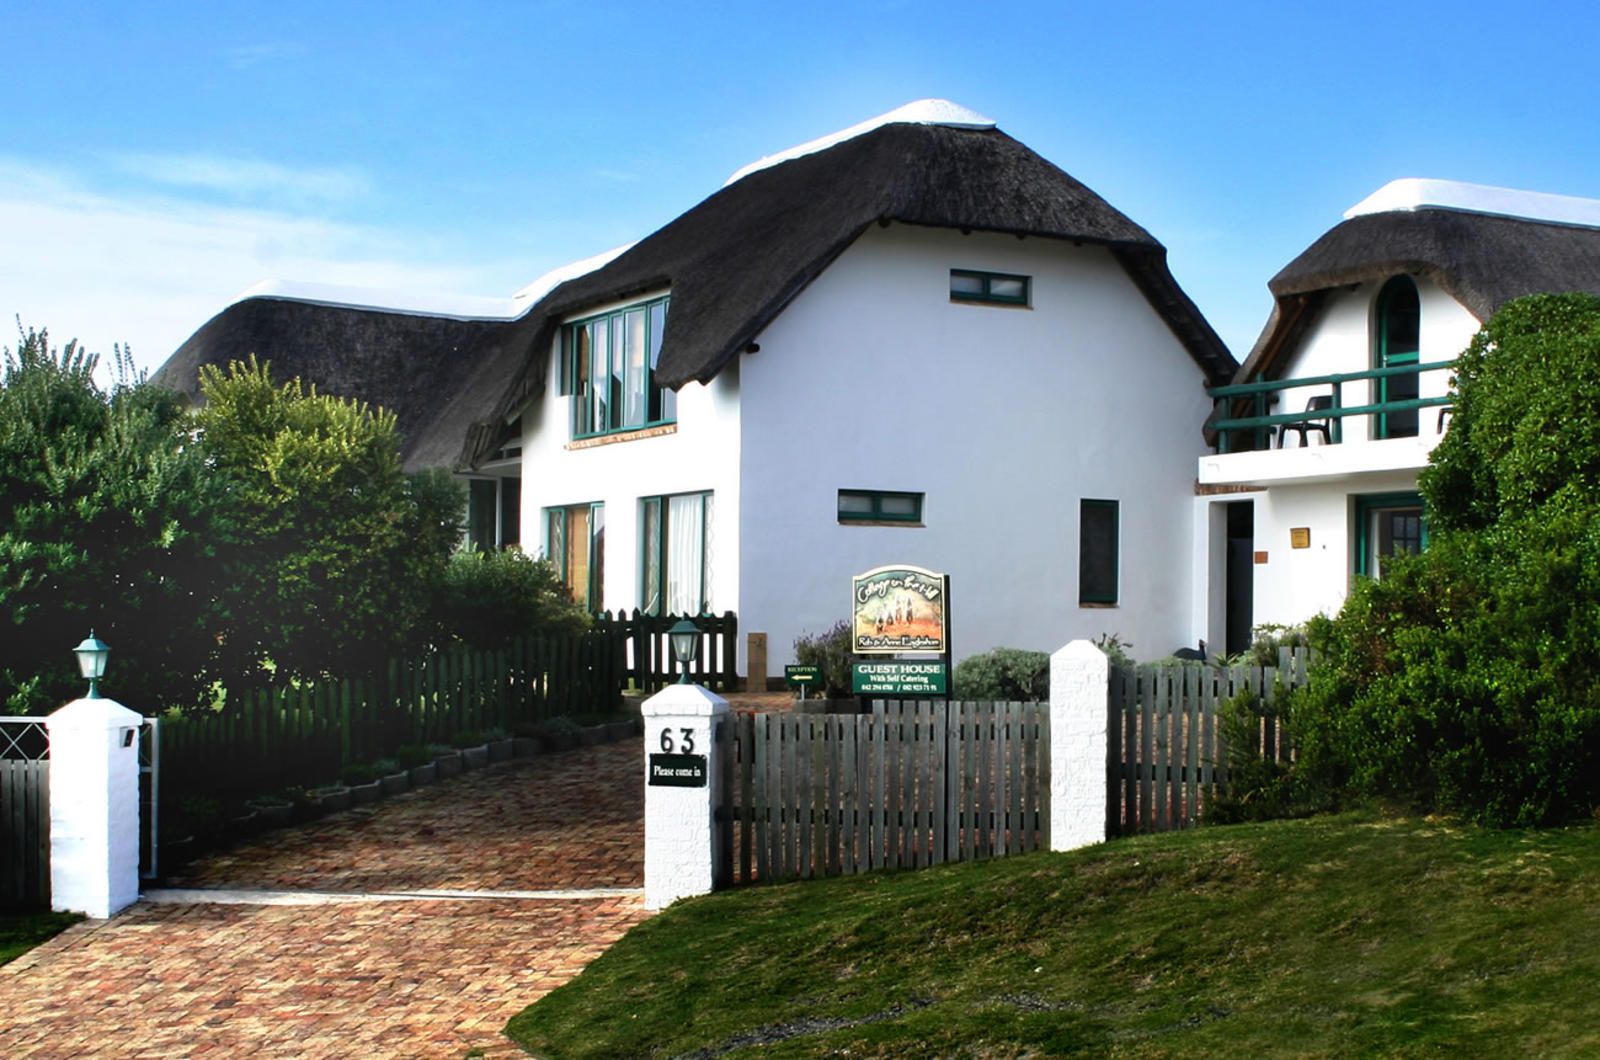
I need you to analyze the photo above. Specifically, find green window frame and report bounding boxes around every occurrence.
[950,269,1030,306]
[1078,499,1119,605]
[1374,275,1421,439]
[640,491,713,616]
[545,501,604,611]
[1353,492,1426,580]
[837,489,924,525]
[559,295,673,438]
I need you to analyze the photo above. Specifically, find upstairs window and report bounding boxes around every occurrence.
[560,296,673,438]
[1374,276,1420,439]
[837,489,924,525]
[950,269,1030,307]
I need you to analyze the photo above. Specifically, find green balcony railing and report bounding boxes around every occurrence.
[1208,360,1456,454]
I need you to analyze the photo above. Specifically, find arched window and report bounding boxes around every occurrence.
[1374,275,1420,438]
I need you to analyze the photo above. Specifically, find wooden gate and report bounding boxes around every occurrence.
[1,718,50,908]
[713,701,1049,886]
[1107,648,1309,836]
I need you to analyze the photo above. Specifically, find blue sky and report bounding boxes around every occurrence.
[4,1,1598,377]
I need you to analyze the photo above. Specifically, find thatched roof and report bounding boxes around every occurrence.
[151,297,521,473]
[1236,205,1600,382]
[155,113,1234,472]
[452,120,1233,467]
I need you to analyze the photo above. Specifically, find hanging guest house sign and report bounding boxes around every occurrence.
[851,565,949,655]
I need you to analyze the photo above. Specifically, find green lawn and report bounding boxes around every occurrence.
[0,910,82,966]
[507,812,1600,1058]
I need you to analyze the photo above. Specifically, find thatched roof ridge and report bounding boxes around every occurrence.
[461,121,1234,467]
[151,297,522,473]
[1236,207,1600,382]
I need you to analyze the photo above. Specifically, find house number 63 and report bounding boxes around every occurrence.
[658,727,696,754]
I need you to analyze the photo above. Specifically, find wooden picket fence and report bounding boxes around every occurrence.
[1108,647,1310,836]
[596,610,739,692]
[1,718,51,909]
[714,701,1050,886]
[160,629,621,808]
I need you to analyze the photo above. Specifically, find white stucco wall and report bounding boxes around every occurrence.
[738,224,1215,668]
[519,290,743,623]
[1273,276,1480,447]
[1193,277,1485,639]
[1246,469,1424,629]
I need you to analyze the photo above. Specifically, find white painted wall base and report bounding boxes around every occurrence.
[641,683,728,911]
[1049,641,1109,851]
[47,696,144,920]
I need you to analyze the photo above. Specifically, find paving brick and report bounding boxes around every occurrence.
[0,740,650,1057]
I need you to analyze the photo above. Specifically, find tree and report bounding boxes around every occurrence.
[195,357,462,682]
[1292,294,1600,825]
[0,327,215,713]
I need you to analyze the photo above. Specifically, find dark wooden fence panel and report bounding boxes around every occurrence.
[715,700,1049,886]
[597,610,738,692]
[1107,647,1309,837]
[1,719,51,909]
[159,627,624,810]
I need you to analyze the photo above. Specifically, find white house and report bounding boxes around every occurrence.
[1190,179,1600,654]
[157,108,1600,674]
[440,101,1235,673]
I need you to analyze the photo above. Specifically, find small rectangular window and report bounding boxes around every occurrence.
[1079,499,1119,605]
[838,490,924,525]
[950,269,1030,306]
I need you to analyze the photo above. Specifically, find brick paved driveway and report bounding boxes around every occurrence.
[0,739,647,1058]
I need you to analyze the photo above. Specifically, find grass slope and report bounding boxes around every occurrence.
[507,813,1600,1058]
[0,910,82,966]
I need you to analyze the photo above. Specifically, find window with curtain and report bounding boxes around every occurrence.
[640,491,713,615]
[545,502,604,610]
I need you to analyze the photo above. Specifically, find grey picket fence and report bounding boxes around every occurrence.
[1107,647,1310,836]
[1,718,51,909]
[714,700,1050,886]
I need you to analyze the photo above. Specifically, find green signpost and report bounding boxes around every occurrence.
[785,664,822,700]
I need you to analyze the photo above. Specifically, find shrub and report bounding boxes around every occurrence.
[1093,633,1134,668]
[1208,686,1330,824]
[952,648,1049,701]
[1227,623,1310,668]
[1290,294,1600,826]
[195,357,463,683]
[793,621,856,698]
[0,328,216,712]
[428,546,591,650]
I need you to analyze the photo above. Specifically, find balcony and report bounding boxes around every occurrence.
[1200,360,1455,487]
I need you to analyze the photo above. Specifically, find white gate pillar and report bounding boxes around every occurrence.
[641,683,728,911]
[1049,640,1109,851]
[47,696,144,919]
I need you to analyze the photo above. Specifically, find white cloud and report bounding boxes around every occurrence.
[109,152,371,207]
[0,159,533,377]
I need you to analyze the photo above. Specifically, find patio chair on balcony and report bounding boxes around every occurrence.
[1278,395,1334,448]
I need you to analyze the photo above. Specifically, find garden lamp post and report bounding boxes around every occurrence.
[667,618,700,684]
[72,631,111,700]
